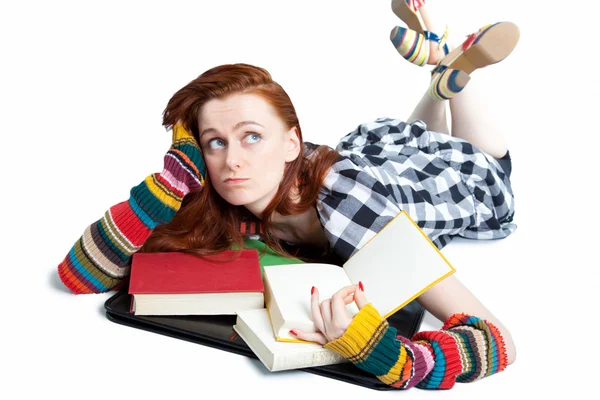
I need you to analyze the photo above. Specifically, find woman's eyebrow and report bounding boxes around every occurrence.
[200,120,264,137]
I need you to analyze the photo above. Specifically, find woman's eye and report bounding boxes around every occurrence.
[245,132,262,144]
[208,138,226,150]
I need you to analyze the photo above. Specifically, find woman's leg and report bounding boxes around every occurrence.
[410,70,509,158]
[449,81,508,158]
[404,2,451,134]
[417,6,509,158]
[407,91,450,134]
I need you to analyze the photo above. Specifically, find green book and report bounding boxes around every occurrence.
[232,239,305,277]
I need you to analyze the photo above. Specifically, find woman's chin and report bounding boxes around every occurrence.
[221,194,254,207]
[216,188,271,210]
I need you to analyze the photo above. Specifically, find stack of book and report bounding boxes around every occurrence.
[129,211,456,372]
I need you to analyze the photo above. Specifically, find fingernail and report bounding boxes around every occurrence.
[289,329,298,336]
[358,281,364,292]
[311,286,315,295]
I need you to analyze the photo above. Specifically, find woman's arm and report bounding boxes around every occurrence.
[57,124,205,294]
[416,274,516,364]
[291,281,513,390]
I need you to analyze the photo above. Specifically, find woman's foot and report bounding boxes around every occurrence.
[390,0,449,66]
[390,25,448,66]
[429,22,520,100]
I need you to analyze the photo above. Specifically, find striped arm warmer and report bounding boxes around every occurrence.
[324,304,508,390]
[57,125,205,294]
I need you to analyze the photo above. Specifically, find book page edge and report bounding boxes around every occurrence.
[381,268,456,319]
[233,323,274,372]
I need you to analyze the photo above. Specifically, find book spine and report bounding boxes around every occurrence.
[264,273,286,338]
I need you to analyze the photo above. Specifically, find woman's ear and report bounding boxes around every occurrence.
[285,127,302,162]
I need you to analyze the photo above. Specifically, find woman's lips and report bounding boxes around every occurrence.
[224,178,249,184]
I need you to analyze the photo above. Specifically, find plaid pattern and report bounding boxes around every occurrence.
[314,117,516,261]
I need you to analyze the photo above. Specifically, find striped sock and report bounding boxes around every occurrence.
[390,26,429,66]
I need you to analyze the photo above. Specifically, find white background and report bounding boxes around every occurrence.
[1,0,597,398]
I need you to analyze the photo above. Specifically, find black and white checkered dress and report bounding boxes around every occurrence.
[312,117,516,262]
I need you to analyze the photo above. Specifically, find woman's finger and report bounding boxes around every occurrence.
[331,285,358,305]
[289,328,327,346]
[353,282,370,309]
[330,285,358,330]
[319,298,333,337]
[311,286,326,334]
[343,293,354,304]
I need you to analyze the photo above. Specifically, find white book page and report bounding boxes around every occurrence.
[343,211,455,317]
[264,264,358,339]
[134,292,264,315]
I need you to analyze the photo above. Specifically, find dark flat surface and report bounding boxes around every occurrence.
[105,290,424,390]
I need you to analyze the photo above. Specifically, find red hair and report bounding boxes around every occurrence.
[139,63,339,260]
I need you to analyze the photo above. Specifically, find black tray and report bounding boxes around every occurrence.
[105,290,424,390]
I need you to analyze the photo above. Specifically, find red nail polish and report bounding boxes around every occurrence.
[289,329,298,336]
[358,281,364,291]
[311,286,315,295]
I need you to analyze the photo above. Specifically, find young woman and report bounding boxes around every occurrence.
[57,1,519,390]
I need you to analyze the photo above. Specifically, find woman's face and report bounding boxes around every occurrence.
[198,93,300,217]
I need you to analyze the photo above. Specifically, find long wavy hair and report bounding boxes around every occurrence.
[138,63,339,260]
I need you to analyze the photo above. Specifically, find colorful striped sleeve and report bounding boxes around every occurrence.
[324,304,508,390]
[57,125,205,294]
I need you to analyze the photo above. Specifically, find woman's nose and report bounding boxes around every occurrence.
[225,144,244,170]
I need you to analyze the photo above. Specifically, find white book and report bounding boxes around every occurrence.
[263,210,456,342]
[233,308,347,372]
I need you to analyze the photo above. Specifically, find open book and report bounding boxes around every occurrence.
[263,210,456,342]
[233,308,347,372]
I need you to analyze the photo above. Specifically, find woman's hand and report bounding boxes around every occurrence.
[164,122,205,194]
[290,283,369,345]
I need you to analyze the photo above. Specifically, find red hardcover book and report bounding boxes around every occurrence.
[128,249,264,316]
